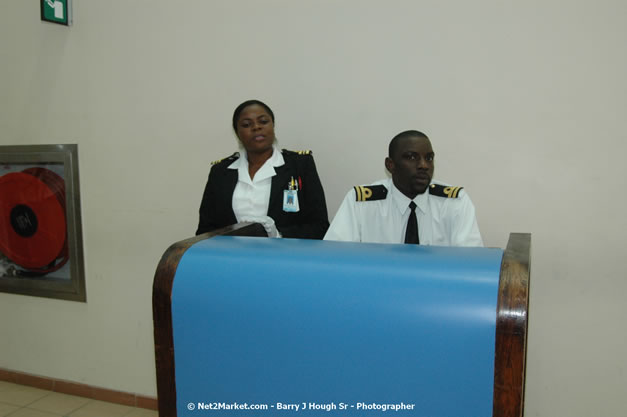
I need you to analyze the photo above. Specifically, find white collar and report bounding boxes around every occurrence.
[389,179,430,215]
[228,145,285,183]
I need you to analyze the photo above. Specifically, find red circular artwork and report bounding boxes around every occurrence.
[0,168,67,270]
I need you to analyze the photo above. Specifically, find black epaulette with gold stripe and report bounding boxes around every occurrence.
[429,184,463,198]
[211,152,239,166]
[354,185,388,202]
[282,149,312,155]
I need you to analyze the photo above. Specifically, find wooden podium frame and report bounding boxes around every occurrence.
[493,233,531,417]
[153,228,530,417]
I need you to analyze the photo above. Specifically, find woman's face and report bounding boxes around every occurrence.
[235,104,276,155]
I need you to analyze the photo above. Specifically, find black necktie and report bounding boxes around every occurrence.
[404,201,419,244]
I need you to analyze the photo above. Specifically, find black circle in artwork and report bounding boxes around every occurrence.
[10,204,38,238]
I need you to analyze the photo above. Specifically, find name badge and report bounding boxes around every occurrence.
[283,189,299,212]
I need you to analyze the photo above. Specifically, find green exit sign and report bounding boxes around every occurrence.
[40,0,72,26]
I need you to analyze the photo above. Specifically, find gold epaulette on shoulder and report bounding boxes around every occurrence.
[211,152,239,166]
[283,149,312,155]
[354,185,388,202]
[429,184,463,198]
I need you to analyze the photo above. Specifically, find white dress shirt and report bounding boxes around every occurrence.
[229,146,285,221]
[324,178,483,246]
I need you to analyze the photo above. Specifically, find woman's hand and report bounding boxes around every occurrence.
[240,216,281,238]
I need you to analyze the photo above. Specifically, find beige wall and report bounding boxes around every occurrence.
[1,1,626,415]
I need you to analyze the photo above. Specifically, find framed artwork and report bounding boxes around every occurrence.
[0,144,85,301]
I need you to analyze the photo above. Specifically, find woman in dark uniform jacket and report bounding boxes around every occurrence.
[196,100,329,239]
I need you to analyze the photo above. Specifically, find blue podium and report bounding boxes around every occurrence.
[153,224,530,417]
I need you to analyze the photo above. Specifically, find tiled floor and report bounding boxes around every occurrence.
[0,381,157,417]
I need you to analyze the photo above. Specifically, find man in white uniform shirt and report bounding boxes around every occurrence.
[324,130,483,246]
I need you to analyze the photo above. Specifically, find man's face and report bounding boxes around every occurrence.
[385,136,435,199]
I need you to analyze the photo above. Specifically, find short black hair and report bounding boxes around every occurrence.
[232,99,275,131]
[388,130,429,157]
